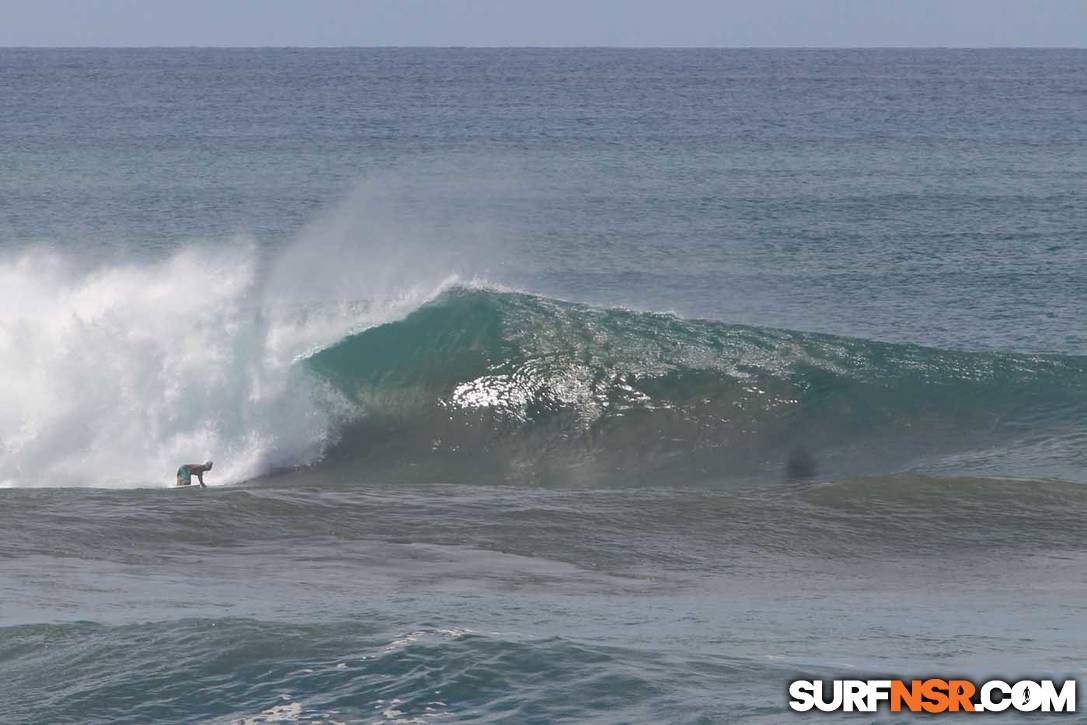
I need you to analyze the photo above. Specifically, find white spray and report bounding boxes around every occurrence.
[0,174,501,487]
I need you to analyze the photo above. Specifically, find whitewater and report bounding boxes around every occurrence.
[0,177,481,487]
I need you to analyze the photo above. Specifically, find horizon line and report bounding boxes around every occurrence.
[2,45,1086,51]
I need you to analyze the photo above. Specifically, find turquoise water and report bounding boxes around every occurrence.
[1,49,1086,722]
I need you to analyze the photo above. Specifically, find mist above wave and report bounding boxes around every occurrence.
[0,174,498,487]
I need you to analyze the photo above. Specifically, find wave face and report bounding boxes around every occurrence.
[306,287,1087,486]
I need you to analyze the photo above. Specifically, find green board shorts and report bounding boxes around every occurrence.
[177,465,191,485]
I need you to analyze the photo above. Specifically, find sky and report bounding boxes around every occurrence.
[1,0,1085,48]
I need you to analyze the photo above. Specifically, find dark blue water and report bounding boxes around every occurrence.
[1,49,1085,723]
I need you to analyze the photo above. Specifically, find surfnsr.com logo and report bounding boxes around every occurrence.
[789,679,1076,713]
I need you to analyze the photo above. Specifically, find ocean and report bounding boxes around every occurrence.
[1,48,1085,723]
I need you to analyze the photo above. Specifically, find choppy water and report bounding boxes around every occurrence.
[1,48,1086,722]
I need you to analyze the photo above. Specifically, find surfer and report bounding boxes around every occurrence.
[176,461,213,487]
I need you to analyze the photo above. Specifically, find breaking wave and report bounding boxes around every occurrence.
[1,246,1083,488]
